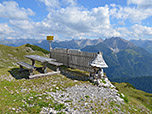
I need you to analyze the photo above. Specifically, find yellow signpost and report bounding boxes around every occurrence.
[47,36,54,41]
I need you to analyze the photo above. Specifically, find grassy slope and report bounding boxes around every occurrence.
[113,82,152,111]
[0,74,84,113]
[0,44,152,113]
[0,44,49,68]
[111,76,152,93]
[0,44,82,113]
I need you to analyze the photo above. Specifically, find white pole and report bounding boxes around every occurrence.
[48,40,52,51]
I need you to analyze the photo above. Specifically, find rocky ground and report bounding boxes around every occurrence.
[40,83,125,114]
[1,68,151,114]
[39,76,151,114]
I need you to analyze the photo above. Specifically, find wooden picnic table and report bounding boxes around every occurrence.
[25,55,56,62]
[25,55,56,73]
[17,55,63,78]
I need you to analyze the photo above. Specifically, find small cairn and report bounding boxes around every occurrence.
[89,52,115,88]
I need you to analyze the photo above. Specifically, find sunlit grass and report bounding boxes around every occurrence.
[113,82,152,111]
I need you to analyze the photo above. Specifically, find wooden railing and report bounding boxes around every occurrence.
[50,48,97,72]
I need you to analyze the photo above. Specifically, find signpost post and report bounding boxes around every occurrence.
[47,36,54,57]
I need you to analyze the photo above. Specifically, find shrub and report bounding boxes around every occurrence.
[101,79,106,84]
[124,82,136,89]
[85,95,90,98]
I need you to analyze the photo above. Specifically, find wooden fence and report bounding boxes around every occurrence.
[50,48,97,72]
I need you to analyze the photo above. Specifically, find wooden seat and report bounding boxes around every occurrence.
[17,62,35,75]
[48,61,63,66]
[17,62,35,70]
[48,61,63,72]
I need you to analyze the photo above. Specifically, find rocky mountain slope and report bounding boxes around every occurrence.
[82,37,152,78]
[130,39,152,54]
[0,44,152,113]
[104,37,135,53]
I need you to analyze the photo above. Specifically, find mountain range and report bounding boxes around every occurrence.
[34,38,103,51]
[0,38,103,50]
[81,37,152,78]
[1,38,152,54]
[35,38,152,55]
[1,38,152,75]
[1,37,152,79]
[0,38,40,47]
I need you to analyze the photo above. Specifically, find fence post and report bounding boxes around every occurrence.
[66,49,70,67]
[50,49,52,58]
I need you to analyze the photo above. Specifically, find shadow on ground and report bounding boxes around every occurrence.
[9,67,53,80]
[9,65,89,81]
[60,68,89,81]
[61,72,89,81]
[47,64,89,81]
[8,68,30,79]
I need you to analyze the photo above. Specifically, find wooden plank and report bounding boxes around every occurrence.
[29,71,60,79]
[17,62,34,70]
[50,48,98,72]
[25,55,56,63]
[48,61,63,66]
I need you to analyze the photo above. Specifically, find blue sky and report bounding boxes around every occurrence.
[0,0,152,40]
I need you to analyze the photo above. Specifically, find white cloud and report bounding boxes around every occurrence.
[39,0,60,8]
[113,25,152,39]
[109,1,152,39]
[41,5,115,38]
[131,24,152,38]
[0,1,35,20]
[0,1,38,39]
[9,20,34,30]
[0,23,16,39]
[116,27,133,38]
[0,0,151,40]
[38,0,117,39]
[39,0,77,8]
[110,5,152,22]
[8,20,47,39]
[0,23,14,34]
[110,0,152,22]
[128,0,152,9]
[62,0,77,6]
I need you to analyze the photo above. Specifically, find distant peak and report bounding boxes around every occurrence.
[105,37,126,41]
[103,37,135,52]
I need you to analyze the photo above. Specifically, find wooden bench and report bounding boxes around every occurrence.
[17,62,35,75]
[48,61,63,72]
